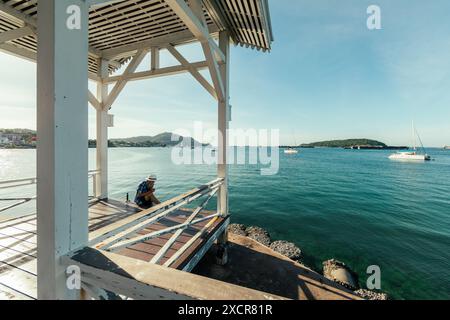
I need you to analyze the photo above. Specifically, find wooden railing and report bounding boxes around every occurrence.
[91,178,225,268]
[0,170,100,215]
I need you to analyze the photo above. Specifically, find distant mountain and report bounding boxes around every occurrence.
[111,132,180,145]
[90,132,208,148]
[0,128,36,134]
[300,139,387,148]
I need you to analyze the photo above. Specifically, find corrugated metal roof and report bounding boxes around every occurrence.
[0,0,273,74]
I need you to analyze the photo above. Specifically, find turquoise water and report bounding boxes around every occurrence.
[0,147,449,300]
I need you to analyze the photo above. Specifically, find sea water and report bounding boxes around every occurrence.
[0,147,449,300]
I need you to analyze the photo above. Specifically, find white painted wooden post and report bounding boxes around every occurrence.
[216,31,230,265]
[37,0,89,299]
[151,47,160,71]
[217,30,230,218]
[96,59,109,199]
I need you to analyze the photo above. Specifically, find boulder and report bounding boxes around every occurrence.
[227,223,247,236]
[245,226,271,246]
[269,240,302,261]
[322,259,359,290]
[354,289,388,300]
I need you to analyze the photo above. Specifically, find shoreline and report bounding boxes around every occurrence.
[227,223,389,300]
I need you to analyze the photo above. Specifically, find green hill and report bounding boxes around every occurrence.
[300,139,386,148]
[90,132,208,148]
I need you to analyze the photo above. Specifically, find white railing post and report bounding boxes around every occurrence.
[36,0,89,300]
[92,173,97,198]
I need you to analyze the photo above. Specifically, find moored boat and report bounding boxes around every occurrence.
[389,121,431,162]
[389,151,431,161]
[284,148,298,154]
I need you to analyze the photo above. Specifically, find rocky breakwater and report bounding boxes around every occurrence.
[227,223,388,300]
[228,224,302,262]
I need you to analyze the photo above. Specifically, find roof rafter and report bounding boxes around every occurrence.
[0,0,273,76]
[165,0,225,101]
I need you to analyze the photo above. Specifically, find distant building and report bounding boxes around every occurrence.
[0,135,8,144]
[2,133,22,143]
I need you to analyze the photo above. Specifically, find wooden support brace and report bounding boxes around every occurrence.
[88,90,102,110]
[166,44,217,100]
[0,26,34,44]
[103,50,147,110]
[166,0,225,101]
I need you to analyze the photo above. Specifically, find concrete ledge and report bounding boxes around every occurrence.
[193,234,362,300]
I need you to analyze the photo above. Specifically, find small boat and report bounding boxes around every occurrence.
[284,148,298,154]
[444,146,450,150]
[284,131,299,154]
[389,121,431,161]
[389,151,430,161]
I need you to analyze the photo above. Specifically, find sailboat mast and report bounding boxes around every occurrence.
[412,120,416,150]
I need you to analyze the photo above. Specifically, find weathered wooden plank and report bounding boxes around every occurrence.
[0,283,33,300]
[89,179,222,244]
[0,266,37,299]
[0,245,37,275]
[62,247,285,300]
[0,198,226,299]
[181,218,229,272]
[0,230,37,246]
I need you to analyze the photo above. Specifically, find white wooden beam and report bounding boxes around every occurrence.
[165,0,210,41]
[215,31,231,265]
[0,43,36,62]
[100,28,221,60]
[166,45,217,100]
[89,178,223,245]
[36,0,89,300]
[202,41,225,102]
[171,0,224,101]
[150,47,160,71]
[62,247,285,300]
[150,189,219,264]
[0,2,36,27]
[88,0,126,8]
[88,90,101,110]
[103,61,210,84]
[0,26,34,44]
[96,59,109,199]
[217,31,230,217]
[0,2,101,58]
[103,50,147,110]
[107,212,220,252]
[0,42,101,84]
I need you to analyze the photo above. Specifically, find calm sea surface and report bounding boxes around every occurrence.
[1,147,449,300]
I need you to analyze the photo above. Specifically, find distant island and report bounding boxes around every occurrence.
[89,132,209,148]
[0,129,207,149]
[1,130,408,150]
[0,128,36,148]
[298,139,408,150]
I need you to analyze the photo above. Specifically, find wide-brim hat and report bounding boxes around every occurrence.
[146,175,157,182]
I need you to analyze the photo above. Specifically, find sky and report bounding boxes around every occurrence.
[1,0,450,147]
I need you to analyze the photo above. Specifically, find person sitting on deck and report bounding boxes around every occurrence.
[134,175,161,209]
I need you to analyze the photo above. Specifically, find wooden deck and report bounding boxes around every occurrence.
[0,199,225,300]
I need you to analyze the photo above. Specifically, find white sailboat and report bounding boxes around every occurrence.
[284,148,298,154]
[389,121,431,161]
[284,131,299,154]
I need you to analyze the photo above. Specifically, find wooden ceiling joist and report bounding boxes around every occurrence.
[0,0,273,75]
